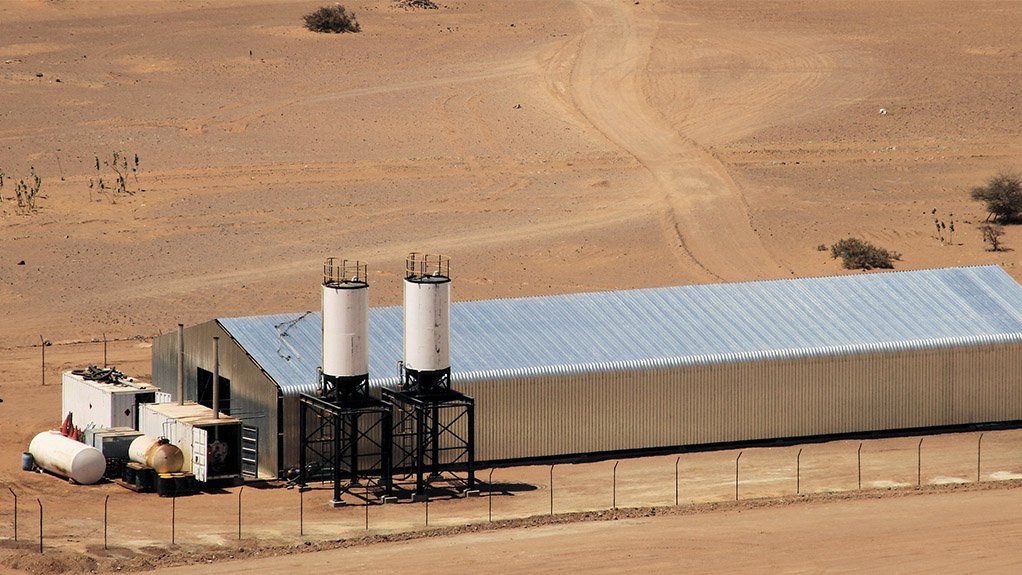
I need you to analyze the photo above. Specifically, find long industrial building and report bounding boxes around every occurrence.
[152,265,1022,479]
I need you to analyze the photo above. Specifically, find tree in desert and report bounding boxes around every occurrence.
[970,173,1022,223]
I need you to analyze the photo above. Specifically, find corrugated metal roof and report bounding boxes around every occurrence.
[217,266,1022,397]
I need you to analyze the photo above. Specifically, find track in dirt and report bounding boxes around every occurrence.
[553,0,787,282]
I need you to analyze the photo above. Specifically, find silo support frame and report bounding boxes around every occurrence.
[298,394,393,502]
[383,388,475,498]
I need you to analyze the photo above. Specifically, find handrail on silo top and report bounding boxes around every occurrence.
[406,253,449,280]
[323,258,367,286]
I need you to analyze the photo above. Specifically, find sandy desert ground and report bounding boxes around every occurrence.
[2,0,1022,572]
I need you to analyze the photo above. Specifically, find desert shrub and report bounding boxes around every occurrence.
[970,173,1022,223]
[89,151,140,202]
[393,0,438,8]
[304,4,361,33]
[830,238,901,270]
[2,166,42,214]
[980,224,1006,251]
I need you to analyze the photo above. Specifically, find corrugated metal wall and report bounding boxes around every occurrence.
[465,340,1022,461]
[152,321,280,479]
[156,329,1022,475]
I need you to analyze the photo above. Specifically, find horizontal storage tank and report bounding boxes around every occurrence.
[129,435,184,474]
[29,431,106,485]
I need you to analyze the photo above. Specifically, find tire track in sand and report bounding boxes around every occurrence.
[559,0,786,282]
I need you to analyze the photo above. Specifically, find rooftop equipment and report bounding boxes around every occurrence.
[299,258,393,504]
[383,253,476,499]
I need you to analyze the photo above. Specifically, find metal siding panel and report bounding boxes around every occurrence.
[462,341,1022,462]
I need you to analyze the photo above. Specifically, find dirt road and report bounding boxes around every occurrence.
[555,0,787,281]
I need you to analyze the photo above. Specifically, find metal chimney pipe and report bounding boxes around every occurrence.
[177,324,185,405]
[212,336,220,419]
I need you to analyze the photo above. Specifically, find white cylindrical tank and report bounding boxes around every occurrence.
[128,435,184,474]
[403,253,451,372]
[321,258,369,378]
[29,431,106,485]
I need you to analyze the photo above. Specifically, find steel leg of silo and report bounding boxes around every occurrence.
[415,405,426,497]
[332,412,342,505]
[298,401,307,489]
[467,402,476,491]
[430,405,440,479]
[350,413,359,483]
[382,409,393,496]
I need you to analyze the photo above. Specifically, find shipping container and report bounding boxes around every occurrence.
[61,371,159,430]
[138,402,242,482]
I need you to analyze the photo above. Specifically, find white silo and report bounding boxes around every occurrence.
[321,258,369,400]
[402,253,451,394]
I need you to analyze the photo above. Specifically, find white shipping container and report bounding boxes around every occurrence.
[61,371,159,430]
[138,402,243,481]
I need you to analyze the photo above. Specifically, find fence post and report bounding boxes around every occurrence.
[238,487,244,540]
[103,333,108,368]
[300,487,304,537]
[917,438,923,488]
[171,496,176,545]
[612,461,619,510]
[549,464,555,516]
[857,442,863,490]
[424,494,429,527]
[488,468,495,522]
[977,433,984,483]
[40,335,46,387]
[365,483,370,531]
[104,495,109,550]
[8,487,16,541]
[735,451,742,501]
[796,448,803,495]
[674,456,681,506]
[36,498,42,554]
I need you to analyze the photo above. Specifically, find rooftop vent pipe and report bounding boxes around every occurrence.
[213,336,220,419]
[177,323,184,405]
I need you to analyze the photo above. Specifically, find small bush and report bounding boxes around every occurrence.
[970,173,1022,223]
[980,224,1006,251]
[304,4,361,33]
[393,0,438,8]
[830,238,901,270]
